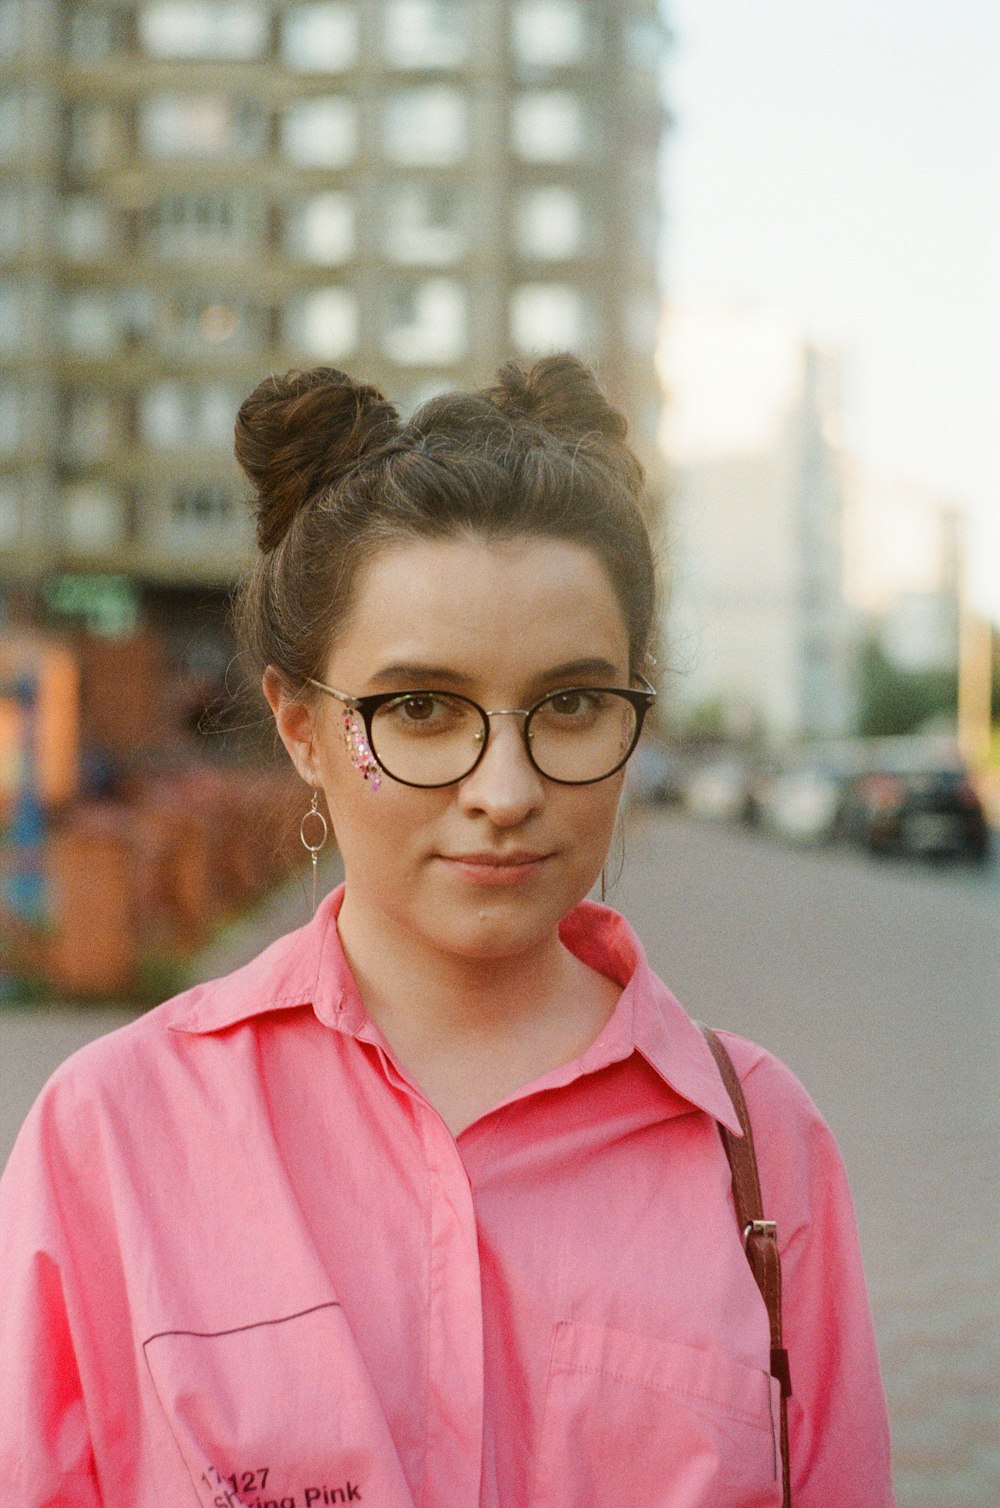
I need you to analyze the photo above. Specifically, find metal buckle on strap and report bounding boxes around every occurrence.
[743,1219,777,1249]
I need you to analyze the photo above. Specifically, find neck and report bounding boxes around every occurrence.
[334,890,621,1134]
[337,895,579,1045]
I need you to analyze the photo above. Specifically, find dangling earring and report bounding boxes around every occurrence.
[599,815,625,906]
[300,786,328,914]
[342,713,382,790]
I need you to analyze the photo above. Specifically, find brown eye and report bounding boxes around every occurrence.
[549,691,585,715]
[378,693,472,737]
[398,695,435,722]
[543,690,604,718]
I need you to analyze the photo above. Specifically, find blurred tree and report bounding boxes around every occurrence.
[856,637,958,737]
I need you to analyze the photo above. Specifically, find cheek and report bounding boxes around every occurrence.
[563,780,624,859]
[323,774,438,873]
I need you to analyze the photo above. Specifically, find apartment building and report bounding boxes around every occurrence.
[661,304,854,741]
[0,0,666,589]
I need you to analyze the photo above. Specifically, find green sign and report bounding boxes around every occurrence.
[43,574,141,637]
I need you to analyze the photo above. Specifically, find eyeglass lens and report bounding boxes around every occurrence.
[368,690,640,787]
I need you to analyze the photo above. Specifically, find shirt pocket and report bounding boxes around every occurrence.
[529,1320,783,1508]
[143,1300,413,1508]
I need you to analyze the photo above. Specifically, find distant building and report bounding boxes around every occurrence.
[659,303,853,741]
[843,466,962,674]
[0,0,666,591]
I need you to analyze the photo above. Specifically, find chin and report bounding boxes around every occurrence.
[423,888,586,963]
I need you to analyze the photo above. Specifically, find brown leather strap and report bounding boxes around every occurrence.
[701,1025,792,1507]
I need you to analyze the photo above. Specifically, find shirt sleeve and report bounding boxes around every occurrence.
[727,1035,896,1507]
[0,1081,102,1506]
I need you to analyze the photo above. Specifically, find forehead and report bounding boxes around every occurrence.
[329,534,629,688]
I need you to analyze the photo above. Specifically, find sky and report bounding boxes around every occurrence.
[660,0,1000,621]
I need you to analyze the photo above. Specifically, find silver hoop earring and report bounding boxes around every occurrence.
[300,787,329,914]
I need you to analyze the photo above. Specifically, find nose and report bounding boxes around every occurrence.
[456,712,545,825]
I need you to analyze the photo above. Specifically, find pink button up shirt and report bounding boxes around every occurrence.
[0,889,894,1507]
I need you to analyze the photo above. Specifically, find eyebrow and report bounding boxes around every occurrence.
[365,657,625,692]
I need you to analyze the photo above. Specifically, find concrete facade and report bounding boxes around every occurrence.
[661,307,853,740]
[0,0,666,587]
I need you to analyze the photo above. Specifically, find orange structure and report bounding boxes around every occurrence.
[0,634,80,811]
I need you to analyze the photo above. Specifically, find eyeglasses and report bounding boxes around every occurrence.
[306,676,656,789]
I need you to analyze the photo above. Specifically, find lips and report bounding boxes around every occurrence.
[445,851,550,866]
[437,850,553,886]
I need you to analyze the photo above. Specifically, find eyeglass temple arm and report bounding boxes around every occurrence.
[305,677,362,709]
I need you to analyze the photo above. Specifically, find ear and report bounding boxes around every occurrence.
[263,666,316,786]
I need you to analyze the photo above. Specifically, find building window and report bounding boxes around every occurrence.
[63,483,123,551]
[516,185,583,260]
[0,90,23,163]
[383,87,466,166]
[0,383,21,455]
[145,192,252,257]
[382,1,467,69]
[397,377,453,417]
[171,482,233,524]
[282,98,357,168]
[0,477,20,546]
[282,2,358,72]
[384,278,466,364]
[140,1,268,59]
[62,393,114,462]
[140,96,266,159]
[61,195,117,260]
[285,192,355,264]
[67,3,125,61]
[141,382,239,449]
[283,288,358,360]
[66,102,127,172]
[0,0,23,57]
[624,291,658,354]
[383,182,463,265]
[0,188,22,254]
[63,293,118,356]
[625,15,662,71]
[155,297,253,354]
[0,282,21,353]
[510,283,589,353]
[64,290,153,356]
[511,1,588,69]
[511,91,585,162]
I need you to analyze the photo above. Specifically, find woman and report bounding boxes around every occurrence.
[0,356,894,1506]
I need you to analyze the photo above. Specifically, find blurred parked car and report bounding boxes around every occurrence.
[625,742,688,805]
[683,755,759,823]
[756,744,866,845]
[836,738,990,864]
[759,764,845,844]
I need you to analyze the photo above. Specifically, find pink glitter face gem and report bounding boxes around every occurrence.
[342,713,382,791]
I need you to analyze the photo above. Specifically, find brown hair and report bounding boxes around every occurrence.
[233,354,657,691]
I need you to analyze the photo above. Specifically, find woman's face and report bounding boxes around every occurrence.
[269,534,634,967]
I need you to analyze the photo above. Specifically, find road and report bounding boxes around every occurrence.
[612,807,1000,1508]
[2,817,997,1504]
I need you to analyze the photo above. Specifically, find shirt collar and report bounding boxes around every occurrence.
[168,885,355,1037]
[170,886,741,1136]
[558,902,743,1134]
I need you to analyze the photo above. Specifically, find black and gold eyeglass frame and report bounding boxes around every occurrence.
[306,676,657,789]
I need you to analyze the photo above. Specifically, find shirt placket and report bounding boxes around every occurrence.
[368,1037,485,1508]
[418,1106,485,1508]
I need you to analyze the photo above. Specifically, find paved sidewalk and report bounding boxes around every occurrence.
[1,854,342,1167]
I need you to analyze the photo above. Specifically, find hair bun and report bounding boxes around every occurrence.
[234,367,400,552]
[484,354,629,444]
